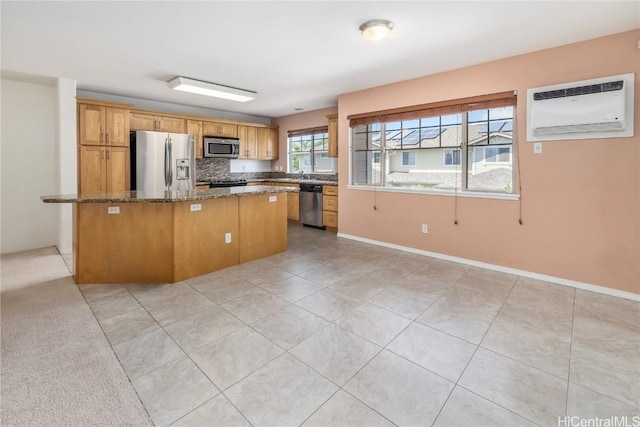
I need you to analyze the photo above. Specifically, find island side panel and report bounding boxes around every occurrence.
[75,202,174,283]
[238,193,288,264]
[173,198,240,282]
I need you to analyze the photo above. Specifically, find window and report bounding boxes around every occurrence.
[444,149,461,165]
[349,92,516,193]
[402,151,416,166]
[484,146,511,163]
[288,128,335,173]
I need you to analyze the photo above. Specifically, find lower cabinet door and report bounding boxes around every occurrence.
[287,192,300,221]
[79,146,105,194]
[323,211,338,228]
[106,147,128,192]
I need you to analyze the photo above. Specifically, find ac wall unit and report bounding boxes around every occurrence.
[527,73,634,141]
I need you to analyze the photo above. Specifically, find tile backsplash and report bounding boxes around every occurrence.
[196,158,337,182]
[196,158,230,181]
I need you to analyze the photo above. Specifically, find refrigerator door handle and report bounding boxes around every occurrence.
[164,136,170,188]
[168,135,173,187]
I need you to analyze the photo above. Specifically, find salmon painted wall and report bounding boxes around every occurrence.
[337,30,640,294]
[273,107,338,172]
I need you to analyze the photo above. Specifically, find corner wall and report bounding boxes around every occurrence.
[56,78,77,254]
[273,107,338,172]
[337,30,640,295]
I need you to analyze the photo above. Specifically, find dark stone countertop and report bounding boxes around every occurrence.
[41,185,299,204]
[249,178,338,185]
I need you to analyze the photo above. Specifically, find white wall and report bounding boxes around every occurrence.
[56,78,77,254]
[230,159,272,173]
[1,78,58,253]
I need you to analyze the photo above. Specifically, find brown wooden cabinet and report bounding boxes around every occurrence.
[239,194,287,263]
[261,182,299,220]
[79,145,128,194]
[257,127,278,160]
[327,114,338,158]
[287,191,300,221]
[130,112,186,133]
[78,102,130,146]
[237,125,258,159]
[77,99,131,194]
[203,121,238,137]
[322,185,338,229]
[187,120,204,159]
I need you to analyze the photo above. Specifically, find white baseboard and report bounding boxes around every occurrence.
[337,232,640,302]
[57,246,72,256]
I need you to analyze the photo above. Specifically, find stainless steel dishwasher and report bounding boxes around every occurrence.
[299,183,325,229]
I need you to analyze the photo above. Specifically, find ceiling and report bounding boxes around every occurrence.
[2,1,638,119]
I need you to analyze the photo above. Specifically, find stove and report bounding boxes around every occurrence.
[209,178,248,188]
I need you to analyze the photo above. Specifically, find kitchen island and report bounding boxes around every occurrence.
[42,186,298,284]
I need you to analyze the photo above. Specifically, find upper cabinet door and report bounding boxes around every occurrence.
[187,120,203,159]
[106,108,130,146]
[238,125,258,159]
[78,104,105,145]
[130,112,156,131]
[246,126,258,159]
[257,128,279,160]
[327,114,338,158]
[203,121,238,138]
[130,112,186,133]
[158,116,186,134]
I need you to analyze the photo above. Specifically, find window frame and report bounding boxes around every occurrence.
[349,101,517,195]
[443,149,461,166]
[402,151,417,167]
[483,146,512,164]
[287,129,335,173]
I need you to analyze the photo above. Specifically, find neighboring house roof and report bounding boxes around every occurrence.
[380,122,512,150]
[468,131,513,146]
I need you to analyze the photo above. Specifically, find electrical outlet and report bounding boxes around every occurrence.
[225,233,232,244]
[269,196,277,202]
[533,142,543,154]
[190,203,201,211]
[421,224,428,234]
[107,206,120,214]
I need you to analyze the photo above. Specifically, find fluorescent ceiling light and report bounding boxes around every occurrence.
[168,77,256,102]
[359,19,394,41]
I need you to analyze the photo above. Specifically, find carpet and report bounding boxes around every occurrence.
[1,246,152,426]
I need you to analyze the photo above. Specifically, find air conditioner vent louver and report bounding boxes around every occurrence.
[533,80,623,101]
[526,73,633,141]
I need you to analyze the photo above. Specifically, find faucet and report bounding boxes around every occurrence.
[298,169,306,180]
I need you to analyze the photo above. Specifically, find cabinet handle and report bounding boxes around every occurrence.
[107,133,111,144]
[101,150,104,160]
[107,150,110,160]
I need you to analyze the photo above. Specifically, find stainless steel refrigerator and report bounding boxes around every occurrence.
[130,131,196,194]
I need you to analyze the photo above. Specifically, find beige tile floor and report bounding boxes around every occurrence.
[79,224,640,426]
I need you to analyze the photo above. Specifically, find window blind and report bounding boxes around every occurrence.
[347,91,517,127]
[287,126,328,138]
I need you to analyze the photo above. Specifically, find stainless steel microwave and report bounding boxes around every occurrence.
[203,136,240,159]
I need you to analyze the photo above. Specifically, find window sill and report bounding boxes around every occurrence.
[346,185,520,201]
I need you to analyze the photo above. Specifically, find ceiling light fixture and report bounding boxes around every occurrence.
[359,19,394,41]
[168,77,256,102]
